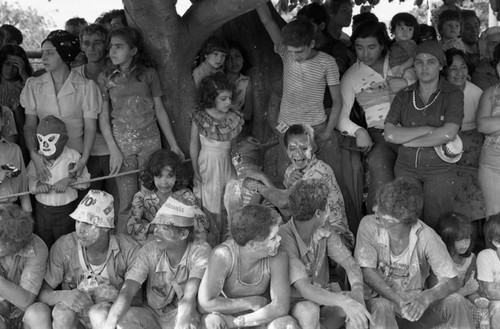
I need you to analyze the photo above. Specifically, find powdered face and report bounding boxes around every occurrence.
[286,134,313,170]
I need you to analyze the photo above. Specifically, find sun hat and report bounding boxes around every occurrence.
[434,135,463,163]
[151,195,196,227]
[70,190,115,228]
[415,41,445,66]
[42,30,80,63]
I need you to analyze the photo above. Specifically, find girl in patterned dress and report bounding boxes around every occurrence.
[190,72,243,245]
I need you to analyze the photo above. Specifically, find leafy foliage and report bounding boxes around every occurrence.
[0,1,55,51]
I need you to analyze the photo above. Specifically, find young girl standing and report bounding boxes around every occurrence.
[98,27,184,233]
[190,72,243,245]
[432,212,490,329]
[127,149,207,243]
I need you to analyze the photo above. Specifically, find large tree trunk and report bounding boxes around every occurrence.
[122,0,274,152]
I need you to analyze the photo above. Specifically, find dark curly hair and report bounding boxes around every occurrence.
[282,16,315,47]
[140,150,186,192]
[289,178,329,222]
[0,205,33,255]
[436,212,473,257]
[231,204,281,246]
[375,177,423,224]
[198,72,233,110]
[0,45,33,82]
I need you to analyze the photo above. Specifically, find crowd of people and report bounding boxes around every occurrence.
[1,0,500,328]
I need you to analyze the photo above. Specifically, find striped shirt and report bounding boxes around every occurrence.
[276,45,340,127]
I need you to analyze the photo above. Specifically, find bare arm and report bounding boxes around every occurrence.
[477,88,500,135]
[154,97,184,159]
[257,185,290,209]
[479,280,500,300]
[384,122,436,145]
[103,279,142,329]
[402,123,460,147]
[293,278,372,327]
[0,276,36,311]
[362,267,403,306]
[256,2,282,46]
[37,280,92,310]
[175,278,202,328]
[235,250,290,327]
[327,84,342,132]
[189,123,201,180]
[336,256,364,303]
[198,246,263,314]
[99,100,123,175]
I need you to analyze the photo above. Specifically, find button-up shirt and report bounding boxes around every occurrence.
[126,239,210,317]
[20,69,101,154]
[279,219,352,298]
[355,215,458,299]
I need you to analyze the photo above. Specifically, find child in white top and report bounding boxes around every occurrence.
[477,213,500,328]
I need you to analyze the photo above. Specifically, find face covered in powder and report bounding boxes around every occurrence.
[75,221,106,247]
[286,134,314,170]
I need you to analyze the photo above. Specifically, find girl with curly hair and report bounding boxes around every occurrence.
[190,72,243,245]
[127,149,207,243]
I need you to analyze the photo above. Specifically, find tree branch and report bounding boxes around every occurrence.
[183,0,269,48]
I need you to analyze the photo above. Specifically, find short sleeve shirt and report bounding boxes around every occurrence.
[279,219,352,298]
[354,215,458,298]
[44,232,140,291]
[477,249,500,283]
[126,239,211,317]
[20,69,101,154]
[275,45,339,127]
[385,78,464,129]
[0,234,48,296]
[283,157,353,248]
[97,66,162,140]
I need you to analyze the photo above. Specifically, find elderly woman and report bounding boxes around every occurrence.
[20,30,100,181]
[443,49,485,222]
[384,41,464,228]
[477,44,500,218]
[245,124,354,249]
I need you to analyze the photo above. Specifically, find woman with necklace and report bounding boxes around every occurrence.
[384,41,464,229]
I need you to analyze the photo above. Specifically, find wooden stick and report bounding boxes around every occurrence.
[0,169,141,200]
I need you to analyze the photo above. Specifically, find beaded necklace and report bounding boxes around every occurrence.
[412,89,441,111]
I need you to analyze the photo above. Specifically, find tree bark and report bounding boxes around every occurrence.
[122,0,272,152]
